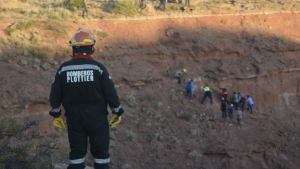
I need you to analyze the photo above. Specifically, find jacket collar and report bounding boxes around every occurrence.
[72,53,93,59]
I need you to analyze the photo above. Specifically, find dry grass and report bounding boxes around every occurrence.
[0,117,23,136]
[0,0,77,20]
[110,0,140,16]
[2,19,70,60]
[0,0,299,62]
[0,0,299,21]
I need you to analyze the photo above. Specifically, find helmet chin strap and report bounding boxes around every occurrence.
[72,45,95,56]
[90,45,95,54]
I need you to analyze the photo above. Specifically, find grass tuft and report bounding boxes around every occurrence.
[5,20,36,36]
[94,29,109,39]
[111,0,140,16]
[2,19,69,61]
[63,0,86,11]
[0,118,23,136]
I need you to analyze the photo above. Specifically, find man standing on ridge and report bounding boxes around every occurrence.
[159,0,167,10]
[49,29,124,169]
[139,0,147,9]
[185,0,190,7]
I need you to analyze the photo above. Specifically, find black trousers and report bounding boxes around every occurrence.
[201,91,213,104]
[221,106,227,118]
[176,76,182,84]
[65,105,110,169]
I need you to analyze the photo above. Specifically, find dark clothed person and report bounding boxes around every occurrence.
[221,98,227,118]
[227,104,234,125]
[185,80,195,100]
[247,95,254,113]
[237,109,243,128]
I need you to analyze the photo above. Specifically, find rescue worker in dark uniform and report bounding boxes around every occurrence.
[49,29,124,169]
[220,97,227,119]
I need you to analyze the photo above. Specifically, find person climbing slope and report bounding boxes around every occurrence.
[220,97,227,119]
[247,95,254,113]
[227,104,234,126]
[175,68,187,84]
[237,107,243,128]
[201,84,213,104]
[185,79,195,100]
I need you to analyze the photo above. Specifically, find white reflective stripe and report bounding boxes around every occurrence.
[51,77,55,84]
[52,107,61,112]
[59,64,103,75]
[94,158,110,164]
[70,158,85,164]
[112,105,122,112]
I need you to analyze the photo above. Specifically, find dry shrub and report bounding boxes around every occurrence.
[111,0,140,16]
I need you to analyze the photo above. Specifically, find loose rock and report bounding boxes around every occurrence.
[188,150,202,160]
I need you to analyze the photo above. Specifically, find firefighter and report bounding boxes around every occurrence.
[49,29,124,169]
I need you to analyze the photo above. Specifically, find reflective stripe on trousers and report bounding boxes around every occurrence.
[94,158,110,164]
[70,158,85,164]
[52,107,61,112]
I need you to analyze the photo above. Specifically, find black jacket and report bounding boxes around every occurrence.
[49,56,123,118]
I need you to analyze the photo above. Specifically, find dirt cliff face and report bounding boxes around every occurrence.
[0,13,300,169]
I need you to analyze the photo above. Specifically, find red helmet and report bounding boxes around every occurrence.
[70,29,96,46]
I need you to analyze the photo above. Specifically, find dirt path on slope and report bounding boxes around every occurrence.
[83,12,300,45]
[1,12,300,50]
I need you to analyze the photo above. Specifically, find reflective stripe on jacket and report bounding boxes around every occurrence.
[203,86,211,92]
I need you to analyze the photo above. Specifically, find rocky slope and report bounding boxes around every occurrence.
[0,12,300,169]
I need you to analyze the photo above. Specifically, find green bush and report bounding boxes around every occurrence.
[94,29,109,39]
[0,118,23,136]
[0,146,33,169]
[111,0,139,16]
[5,20,36,36]
[45,20,68,37]
[63,0,85,10]
[1,19,69,62]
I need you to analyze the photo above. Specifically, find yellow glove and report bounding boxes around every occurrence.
[53,117,65,129]
[109,115,122,128]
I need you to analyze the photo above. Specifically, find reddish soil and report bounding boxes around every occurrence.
[0,12,300,169]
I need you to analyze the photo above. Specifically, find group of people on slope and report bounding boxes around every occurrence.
[185,80,214,104]
[175,68,213,103]
[175,68,255,128]
[219,88,254,127]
